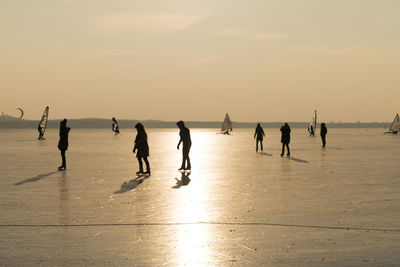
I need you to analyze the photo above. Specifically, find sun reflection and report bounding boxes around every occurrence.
[169,129,222,265]
[176,224,212,266]
[189,130,219,171]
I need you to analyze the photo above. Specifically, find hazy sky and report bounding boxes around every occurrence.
[1,0,399,122]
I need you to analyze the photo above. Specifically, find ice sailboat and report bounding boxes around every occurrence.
[37,106,49,140]
[221,113,232,135]
[112,117,120,135]
[384,114,399,134]
[307,110,317,136]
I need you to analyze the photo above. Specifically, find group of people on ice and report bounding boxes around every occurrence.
[254,122,328,157]
[55,120,327,172]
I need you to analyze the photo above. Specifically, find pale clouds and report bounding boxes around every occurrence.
[90,12,204,33]
[290,45,380,56]
[219,28,289,40]
[252,33,289,40]
[87,49,137,57]
[187,56,224,65]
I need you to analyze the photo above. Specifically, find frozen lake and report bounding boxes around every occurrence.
[1,128,400,266]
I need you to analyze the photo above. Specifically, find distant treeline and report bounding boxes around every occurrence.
[0,118,390,129]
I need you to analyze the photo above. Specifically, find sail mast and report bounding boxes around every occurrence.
[389,114,400,132]
[39,106,49,136]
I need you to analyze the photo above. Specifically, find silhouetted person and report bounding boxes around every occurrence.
[254,123,265,152]
[280,122,291,157]
[37,124,44,140]
[133,123,150,175]
[112,117,120,135]
[308,124,315,136]
[58,119,70,171]
[320,123,327,147]
[177,121,191,170]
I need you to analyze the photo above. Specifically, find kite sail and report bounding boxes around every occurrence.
[221,113,232,134]
[385,114,399,134]
[307,110,317,136]
[16,107,24,119]
[112,117,120,134]
[38,106,49,140]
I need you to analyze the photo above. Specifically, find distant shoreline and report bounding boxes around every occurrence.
[0,117,390,129]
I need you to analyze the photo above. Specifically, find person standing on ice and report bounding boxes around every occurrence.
[254,123,265,152]
[320,123,328,147]
[176,121,192,170]
[280,122,291,157]
[58,119,70,171]
[37,123,44,140]
[133,123,150,175]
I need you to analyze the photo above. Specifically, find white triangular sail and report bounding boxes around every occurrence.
[307,109,317,135]
[221,113,232,132]
[39,106,49,136]
[389,114,400,132]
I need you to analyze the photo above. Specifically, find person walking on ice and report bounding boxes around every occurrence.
[320,123,327,147]
[133,123,150,175]
[280,122,291,157]
[176,121,192,171]
[254,123,265,152]
[58,119,70,171]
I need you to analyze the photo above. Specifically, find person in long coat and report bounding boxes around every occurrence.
[58,119,70,171]
[254,123,265,152]
[133,123,150,175]
[280,122,291,157]
[320,123,328,147]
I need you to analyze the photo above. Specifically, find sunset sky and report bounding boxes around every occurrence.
[1,0,399,122]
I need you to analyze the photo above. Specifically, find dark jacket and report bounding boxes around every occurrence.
[320,125,327,136]
[134,132,149,158]
[254,126,265,140]
[58,126,70,151]
[280,124,291,144]
[179,127,191,147]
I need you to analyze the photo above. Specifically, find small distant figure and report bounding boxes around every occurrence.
[176,121,191,171]
[254,123,265,152]
[112,117,120,135]
[308,124,315,136]
[37,124,44,140]
[133,123,150,175]
[320,123,328,147]
[58,119,70,171]
[280,122,291,157]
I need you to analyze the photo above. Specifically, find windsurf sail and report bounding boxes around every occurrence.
[38,106,49,139]
[221,113,232,133]
[112,117,120,134]
[307,110,317,135]
[386,114,400,134]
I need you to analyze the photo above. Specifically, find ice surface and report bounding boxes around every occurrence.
[0,128,400,265]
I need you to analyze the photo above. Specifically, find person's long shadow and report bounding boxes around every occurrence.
[259,152,272,157]
[16,139,37,143]
[114,175,150,194]
[14,171,58,186]
[285,157,308,163]
[172,172,191,189]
